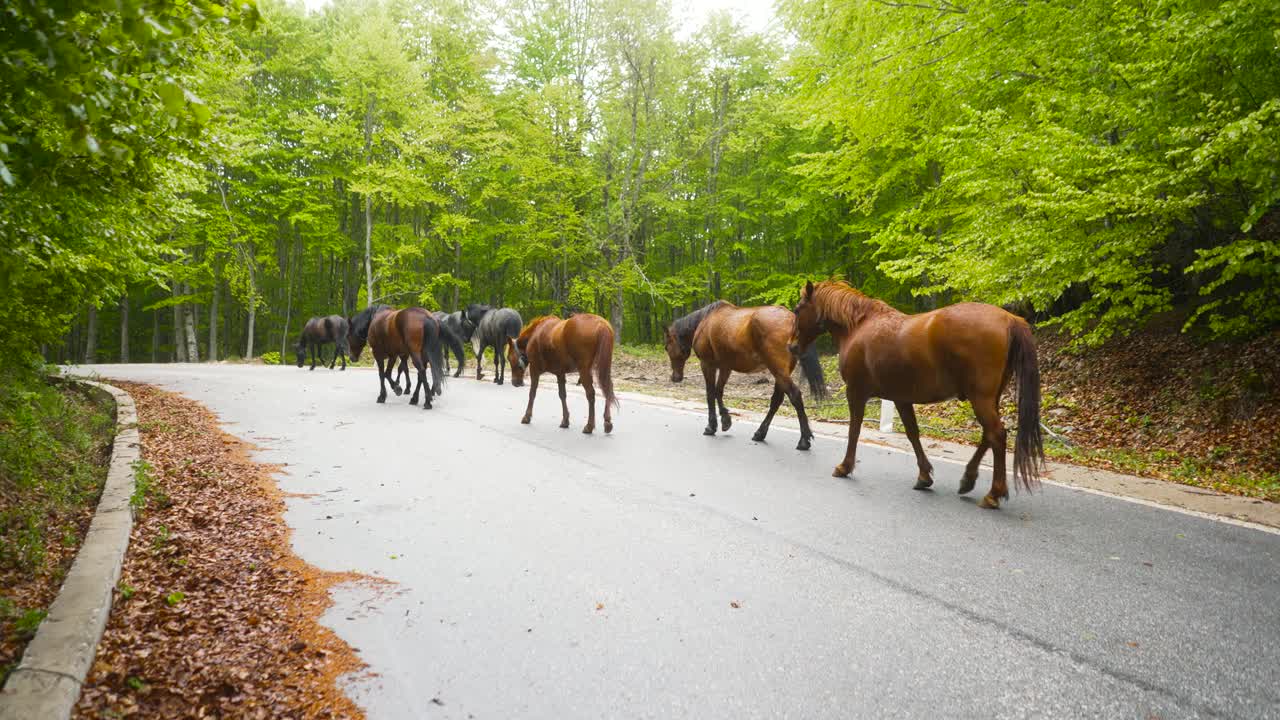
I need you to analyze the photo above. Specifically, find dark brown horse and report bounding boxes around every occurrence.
[295,315,349,370]
[789,280,1044,509]
[507,314,618,434]
[665,301,826,450]
[348,304,448,409]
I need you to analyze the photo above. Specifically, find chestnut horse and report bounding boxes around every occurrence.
[790,280,1043,508]
[507,314,618,434]
[348,304,449,409]
[664,301,826,450]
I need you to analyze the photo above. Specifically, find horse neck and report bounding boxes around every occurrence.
[819,290,891,337]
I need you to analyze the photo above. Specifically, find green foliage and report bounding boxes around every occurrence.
[0,372,114,572]
[782,0,1280,344]
[16,0,1280,364]
[259,351,282,365]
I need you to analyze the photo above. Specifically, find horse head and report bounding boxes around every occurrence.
[507,337,529,387]
[663,326,689,382]
[790,280,821,357]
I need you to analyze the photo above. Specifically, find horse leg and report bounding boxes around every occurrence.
[752,385,786,442]
[581,371,597,434]
[701,362,718,436]
[339,345,346,371]
[328,343,337,370]
[783,377,814,451]
[971,396,1008,509]
[521,371,540,424]
[494,343,504,385]
[415,350,431,409]
[834,386,868,476]
[958,439,990,495]
[715,367,732,431]
[309,344,317,371]
[476,343,485,380]
[557,374,570,428]
[895,402,934,490]
[497,343,507,385]
[374,355,389,403]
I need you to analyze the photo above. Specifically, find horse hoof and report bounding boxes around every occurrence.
[560,420,570,429]
[832,464,851,478]
[409,398,418,406]
[958,473,977,495]
[496,378,504,385]
[796,437,811,451]
[720,416,732,431]
[751,431,766,442]
[520,415,532,424]
[604,421,613,434]
[376,396,386,404]
[583,425,594,434]
[703,426,717,436]
[914,477,934,491]
[978,495,1001,509]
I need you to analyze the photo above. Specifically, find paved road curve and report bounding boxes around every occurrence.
[82,364,1279,719]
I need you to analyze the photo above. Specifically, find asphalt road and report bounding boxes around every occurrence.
[81,363,1280,719]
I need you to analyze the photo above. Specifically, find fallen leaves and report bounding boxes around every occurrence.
[73,382,367,720]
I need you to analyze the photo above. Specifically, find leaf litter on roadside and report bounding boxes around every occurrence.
[74,382,381,720]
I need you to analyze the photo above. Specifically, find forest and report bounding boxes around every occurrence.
[2,0,1278,366]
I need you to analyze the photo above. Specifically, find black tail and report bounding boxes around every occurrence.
[423,316,446,397]
[440,322,466,376]
[798,342,827,401]
[595,326,620,410]
[1009,321,1044,492]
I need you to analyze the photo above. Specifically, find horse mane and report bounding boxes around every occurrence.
[518,315,559,340]
[810,281,894,329]
[351,303,392,340]
[669,300,729,351]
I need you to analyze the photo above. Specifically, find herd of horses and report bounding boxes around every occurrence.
[293,281,1045,509]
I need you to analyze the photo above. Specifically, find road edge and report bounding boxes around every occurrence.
[615,389,1280,534]
[0,379,139,720]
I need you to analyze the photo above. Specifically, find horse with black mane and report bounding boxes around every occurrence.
[433,311,466,377]
[664,301,826,450]
[348,304,461,409]
[789,280,1044,509]
[507,314,618,434]
[460,304,523,384]
[295,315,350,370]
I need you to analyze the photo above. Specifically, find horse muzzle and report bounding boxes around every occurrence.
[671,372,684,383]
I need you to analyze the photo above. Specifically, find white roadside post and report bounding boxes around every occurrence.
[879,398,896,433]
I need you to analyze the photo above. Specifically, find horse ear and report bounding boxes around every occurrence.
[803,280,815,300]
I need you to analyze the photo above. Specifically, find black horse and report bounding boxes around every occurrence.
[433,310,467,377]
[461,304,523,384]
[295,315,350,370]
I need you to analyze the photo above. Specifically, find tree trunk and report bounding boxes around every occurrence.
[363,96,376,307]
[208,268,219,362]
[183,298,199,363]
[84,305,98,363]
[151,303,159,363]
[172,284,187,362]
[119,296,129,363]
[246,291,256,360]
[451,239,461,311]
[282,227,298,359]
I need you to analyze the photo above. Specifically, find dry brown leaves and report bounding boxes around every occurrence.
[73,382,367,720]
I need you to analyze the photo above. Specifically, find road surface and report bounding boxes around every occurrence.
[81,364,1280,719]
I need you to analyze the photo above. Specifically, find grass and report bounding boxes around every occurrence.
[0,367,115,683]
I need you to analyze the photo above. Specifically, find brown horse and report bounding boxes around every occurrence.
[295,315,349,370]
[789,280,1044,509]
[507,314,618,434]
[348,304,448,409]
[665,301,826,450]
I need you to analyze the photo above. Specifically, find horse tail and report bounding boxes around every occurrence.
[797,341,827,401]
[1008,320,1044,492]
[441,321,466,374]
[424,316,446,396]
[594,324,620,410]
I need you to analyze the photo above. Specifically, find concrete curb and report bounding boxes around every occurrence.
[615,389,1280,534]
[0,380,139,720]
